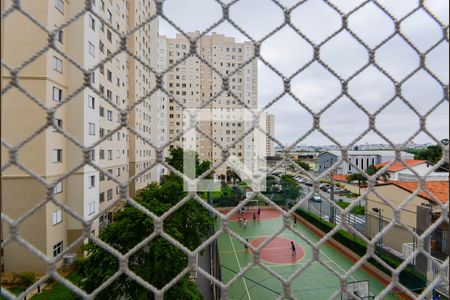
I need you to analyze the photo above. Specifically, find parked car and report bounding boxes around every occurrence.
[304,180,313,186]
[311,194,322,202]
[327,187,342,194]
[320,183,330,191]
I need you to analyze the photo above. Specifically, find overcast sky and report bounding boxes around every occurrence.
[159,0,449,147]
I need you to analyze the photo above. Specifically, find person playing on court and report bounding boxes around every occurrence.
[244,239,249,253]
[291,241,296,256]
[293,216,297,227]
[238,217,242,225]
[257,207,261,217]
[242,217,247,228]
[253,212,256,221]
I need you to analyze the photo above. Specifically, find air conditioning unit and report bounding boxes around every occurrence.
[63,254,77,265]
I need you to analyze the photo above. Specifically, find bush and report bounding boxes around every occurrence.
[296,209,427,292]
[73,258,85,270]
[18,271,36,286]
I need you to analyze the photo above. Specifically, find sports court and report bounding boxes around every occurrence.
[217,208,401,299]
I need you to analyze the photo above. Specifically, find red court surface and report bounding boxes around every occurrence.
[250,237,305,264]
[222,208,282,222]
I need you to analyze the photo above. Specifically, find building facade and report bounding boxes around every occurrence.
[266,114,275,157]
[317,150,415,175]
[159,32,258,177]
[1,0,159,273]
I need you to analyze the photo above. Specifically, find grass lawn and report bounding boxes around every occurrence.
[31,271,81,300]
[336,201,365,216]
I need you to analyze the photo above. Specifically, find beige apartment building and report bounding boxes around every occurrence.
[159,32,262,178]
[1,0,159,274]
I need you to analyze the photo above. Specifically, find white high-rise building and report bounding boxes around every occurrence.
[159,32,258,177]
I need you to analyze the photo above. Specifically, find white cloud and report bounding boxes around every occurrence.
[160,0,449,145]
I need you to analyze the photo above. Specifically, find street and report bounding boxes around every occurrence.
[298,183,366,234]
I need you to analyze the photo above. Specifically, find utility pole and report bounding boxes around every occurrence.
[328,158,336,224]
[372,207,383,255]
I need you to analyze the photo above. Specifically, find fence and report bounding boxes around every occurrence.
[1,0,449,300]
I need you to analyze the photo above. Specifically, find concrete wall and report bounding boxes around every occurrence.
[365,184,432,252]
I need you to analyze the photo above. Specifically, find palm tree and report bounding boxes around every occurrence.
[347,173,367,195]
[347,166,390,195]
[226,168,240,187]
[366,165,390,182]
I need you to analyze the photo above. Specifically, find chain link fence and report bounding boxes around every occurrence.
[1,0,449,299]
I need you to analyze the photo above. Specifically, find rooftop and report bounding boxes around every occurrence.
[375,160,428,172]
[322,150,413,157]
[391,181,449,204]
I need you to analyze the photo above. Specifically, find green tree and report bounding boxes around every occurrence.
[78,148,213,300]
[296,160,311,171]
[280,175,303,199]
[226,167,240,186]
[165,147,211,178]
[366,165,390,182]
[407,145,449,170]
[347,166,390,195]
[347,173,367,195]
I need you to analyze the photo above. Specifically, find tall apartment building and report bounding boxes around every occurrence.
[1,0,159,273]
[266,114,275,157]
[159,32,258,177]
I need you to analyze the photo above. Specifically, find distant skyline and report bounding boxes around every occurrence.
[158,0,449,146]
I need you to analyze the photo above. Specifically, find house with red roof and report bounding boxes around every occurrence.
[375,160,444,181]
[366,180,448,262]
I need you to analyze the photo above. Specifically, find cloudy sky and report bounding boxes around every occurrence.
[159,0,449,147]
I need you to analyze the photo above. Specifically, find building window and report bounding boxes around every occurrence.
[99,106,104,117]
[53,56,63,73]
[57,30,63,44]
[99,128,104,138]
[90,149,95,161]
[88,41,95,57]
[107,30,112,42]
[107,189,113,200]
[88,122,96,135]
[52,149,62,163]
[99,149,104,160]
[107,110,112,121]
[89,175,95,188]
[99,192,105,203]
[54,0,64,14]
[88,15,95,30]
[53,210,63,225]
[53,87,63,102]
[107,70,112,82]
[88,201,96,215]
[99,41,104,53]
[53,241,63,257]
[107,150,112,160]
[53,118,63,131]
[107,9,112,22]
[88,96,95,109]
[54,181,63,194]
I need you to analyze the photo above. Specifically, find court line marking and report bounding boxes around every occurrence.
[224,233,358,282]
[229,232,252,300]
[321,251,357,282]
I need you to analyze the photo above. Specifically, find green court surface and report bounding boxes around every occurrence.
[217,210,400,300]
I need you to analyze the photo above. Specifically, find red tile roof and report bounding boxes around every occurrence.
[333,174,349,182]
[391,181,449,204]
[376,160,428,172]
